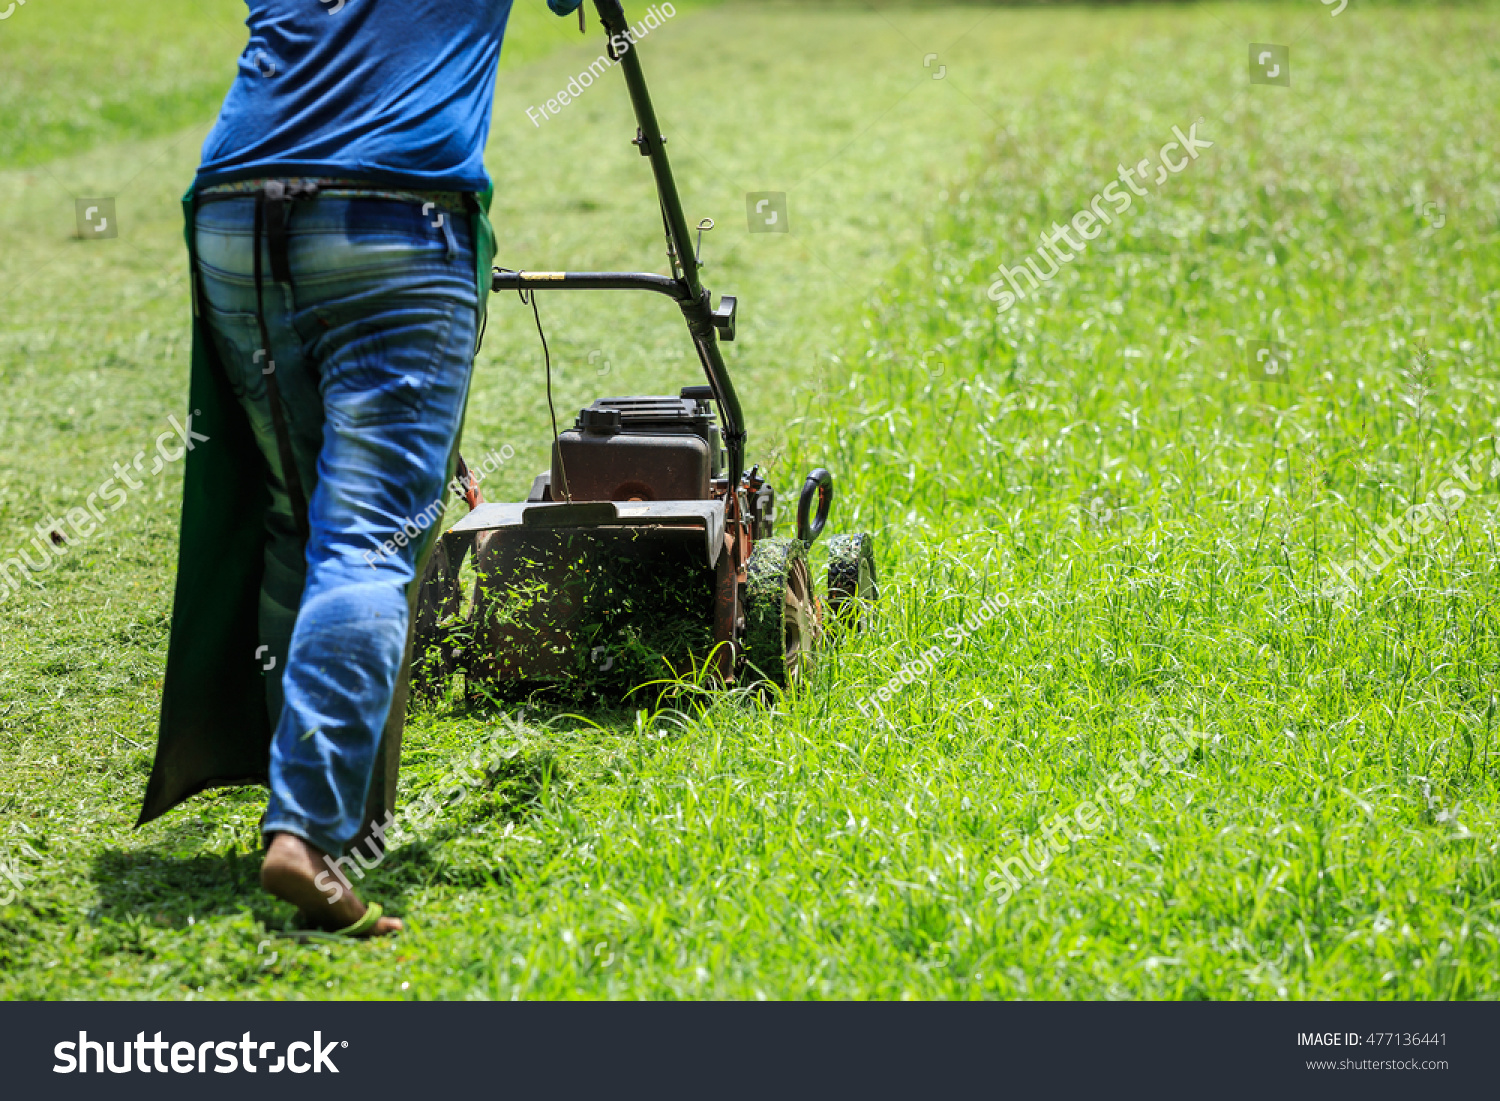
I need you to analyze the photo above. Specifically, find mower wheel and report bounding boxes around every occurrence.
[825,532,878,630]
[744,537,819,686]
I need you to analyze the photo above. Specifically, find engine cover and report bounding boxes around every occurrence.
[550,395,721,502]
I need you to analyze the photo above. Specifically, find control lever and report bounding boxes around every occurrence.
[695,218,714,266]
[712,295,737,341]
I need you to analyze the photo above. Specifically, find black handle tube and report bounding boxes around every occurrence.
[591,0,747,495]
[492,270,689,299]
[592,0,701,300]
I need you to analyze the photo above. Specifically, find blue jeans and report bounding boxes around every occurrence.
[193,195,482,858]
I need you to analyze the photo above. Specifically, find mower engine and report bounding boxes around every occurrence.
[540,390,723,505]
[413,386,782,698]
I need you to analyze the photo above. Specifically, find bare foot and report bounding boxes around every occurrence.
[260,832,403,937]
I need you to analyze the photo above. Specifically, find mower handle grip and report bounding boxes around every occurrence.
[796,468,834,546]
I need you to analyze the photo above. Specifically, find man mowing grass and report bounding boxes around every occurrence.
[136,0,586,939]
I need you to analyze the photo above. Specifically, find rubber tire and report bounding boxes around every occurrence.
[825,532,878,631]
[744,537,817,687]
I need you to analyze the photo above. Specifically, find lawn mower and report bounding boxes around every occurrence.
[409,0,877,699]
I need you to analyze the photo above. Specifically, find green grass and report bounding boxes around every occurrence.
[2,1,1500,999]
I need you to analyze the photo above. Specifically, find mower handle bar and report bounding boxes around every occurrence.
[493,269,687,300]
[499,0,749,498]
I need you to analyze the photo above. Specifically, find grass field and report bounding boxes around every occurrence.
[2,1,1499,999]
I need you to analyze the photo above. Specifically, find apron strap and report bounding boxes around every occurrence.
[252,189,312,547]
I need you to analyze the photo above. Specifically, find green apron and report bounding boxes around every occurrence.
[137,184,496,837]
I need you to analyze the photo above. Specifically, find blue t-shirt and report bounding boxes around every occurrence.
[197,0,515,191]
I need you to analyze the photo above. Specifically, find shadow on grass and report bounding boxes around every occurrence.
[446,676,680,725]
[88,747,559,933]
[88,845,279,930]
